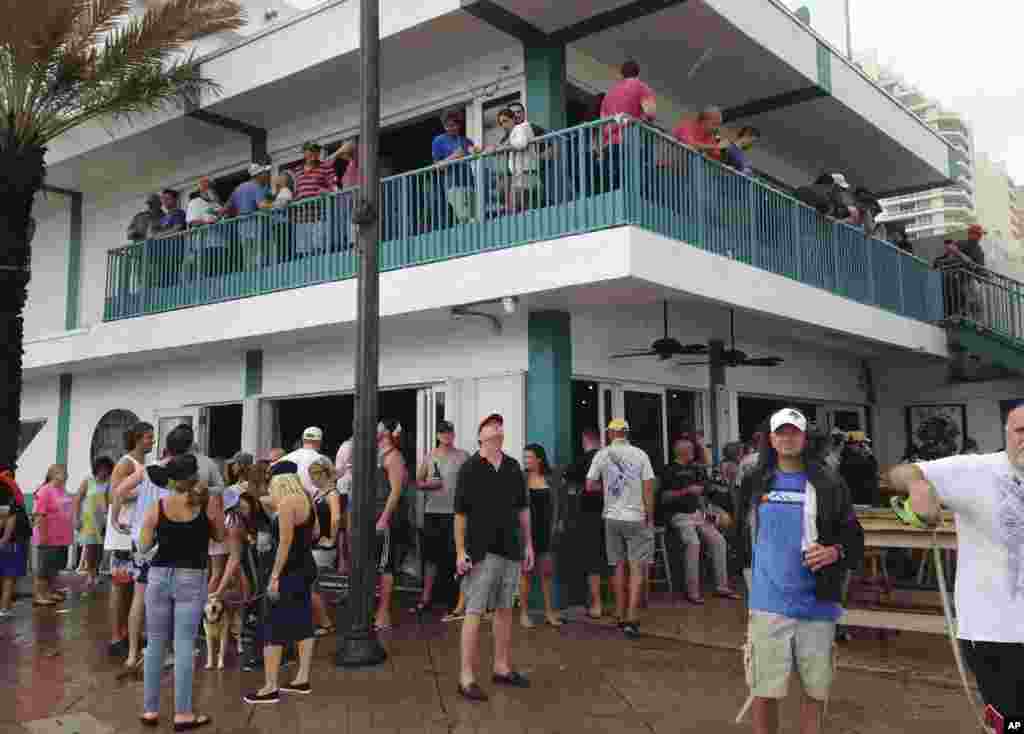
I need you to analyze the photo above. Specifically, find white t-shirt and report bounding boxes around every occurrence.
[186,197,219,226]
[586,439,655,523]
[280,447,329,496]
[273,188,293,208]
[917,451,1024,642]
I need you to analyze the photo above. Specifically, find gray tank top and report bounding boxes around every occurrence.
[376,448,407,523]
[423,449,468,515]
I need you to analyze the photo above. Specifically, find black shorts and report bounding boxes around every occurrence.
[963,639,1024,720]
[36,545,68,579]
[577,511,608,576]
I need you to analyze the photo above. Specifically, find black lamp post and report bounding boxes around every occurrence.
[336,0,386,668]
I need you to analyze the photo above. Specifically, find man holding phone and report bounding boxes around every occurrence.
[453,413,534,702]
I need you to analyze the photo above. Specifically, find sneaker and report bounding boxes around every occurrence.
[622,623,641,639]
[244,690,280,705]
[242,657,263,672]
[280,682,311,695]
[108,639,129,658]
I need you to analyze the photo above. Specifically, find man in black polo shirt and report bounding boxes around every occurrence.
[454,413,535,702]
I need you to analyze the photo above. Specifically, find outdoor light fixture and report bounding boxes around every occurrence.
[502,296,519,314]
[451,305,502,334]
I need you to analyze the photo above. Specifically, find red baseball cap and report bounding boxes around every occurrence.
[968,224,985,236]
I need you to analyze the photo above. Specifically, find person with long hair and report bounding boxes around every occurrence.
[308,458,341,636]
[244,470,318,704]
[519,444,566,627]
[211,490,259,665]
[413,421,469,618]
[32,464,72,606]
[211,452,254,594]
[138,454,225,730]
[73,457,113,590]
[104,421,154,658]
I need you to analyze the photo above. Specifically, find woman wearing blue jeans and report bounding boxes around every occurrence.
[137,455,225,731]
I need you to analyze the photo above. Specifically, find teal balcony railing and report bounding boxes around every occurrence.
[104,118,943,324]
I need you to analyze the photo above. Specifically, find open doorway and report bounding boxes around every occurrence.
[207,403,242,463]
[738,396,819,442]
[212,168,249,205]
[380,112,448,177]
[274,388,419,469]
[567,84,602,127]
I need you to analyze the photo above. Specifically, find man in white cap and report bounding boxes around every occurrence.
[278,427,329,496]
[586,418,655,639]
[888,400,1024,730]
[737,408,863,734]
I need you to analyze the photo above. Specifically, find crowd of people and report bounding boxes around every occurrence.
[2,399,1022,730]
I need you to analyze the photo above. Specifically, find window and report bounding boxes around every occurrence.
[91,409,140,464]
[18,420,46,459]
[916,214,934,226]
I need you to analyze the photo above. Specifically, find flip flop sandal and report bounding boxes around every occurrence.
[373,622,393,632]
[441,612,465,623]
[457,682,488,701]
[686,595,706,605]
[33,600,56,607]
[715,590,743,600]
[173,714,211,732]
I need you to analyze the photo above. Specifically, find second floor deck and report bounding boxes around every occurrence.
[103,118,943,330]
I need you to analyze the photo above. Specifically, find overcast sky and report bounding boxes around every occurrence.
[787,0,1022,184]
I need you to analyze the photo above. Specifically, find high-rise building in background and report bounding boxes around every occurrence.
[1012,183,1024,245]
[856,52,976,243]
[973,152,1020,267]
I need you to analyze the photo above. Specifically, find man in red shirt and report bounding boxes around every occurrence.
[599,60,657,191]
[674,106,725,161]
[293,141,342,254]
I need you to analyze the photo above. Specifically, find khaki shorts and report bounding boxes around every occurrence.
[605,519,654,565]
[744,612,837,701]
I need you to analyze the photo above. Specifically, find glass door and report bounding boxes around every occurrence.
[623,387,667,472]
[154,407,203,459]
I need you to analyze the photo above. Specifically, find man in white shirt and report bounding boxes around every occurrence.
[278,427,329,496]
[586,418,655,638]
[889,402,1024,727]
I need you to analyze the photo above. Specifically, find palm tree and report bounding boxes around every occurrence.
[0,0,245,471]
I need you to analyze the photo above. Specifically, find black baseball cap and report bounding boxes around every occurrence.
[270,460,299,477]
[437,421,455,434]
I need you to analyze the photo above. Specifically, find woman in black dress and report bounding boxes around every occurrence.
[244,469,319,704]
[519,444,566,628]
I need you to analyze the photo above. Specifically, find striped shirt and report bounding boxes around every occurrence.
[293,159,337,200]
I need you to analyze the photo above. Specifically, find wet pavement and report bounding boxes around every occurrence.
[1,573,977,734]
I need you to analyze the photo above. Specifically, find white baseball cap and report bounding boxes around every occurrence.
[248,162,271,176]
[302,426,323,441]
[770,408,807,434]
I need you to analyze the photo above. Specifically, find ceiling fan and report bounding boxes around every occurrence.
[609,301,708,361]
[674,309,784,368]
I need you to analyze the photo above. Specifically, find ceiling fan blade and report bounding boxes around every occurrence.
[610,350,659,359]
[679,343,709,355]
[674,361,711,367]
[741,357,784,367]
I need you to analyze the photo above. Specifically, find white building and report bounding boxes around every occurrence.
[16,0,1024,509]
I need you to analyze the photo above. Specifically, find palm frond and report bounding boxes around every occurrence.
[0,0,245,149]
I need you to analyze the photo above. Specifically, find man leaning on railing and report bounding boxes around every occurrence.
[933,230,986,322]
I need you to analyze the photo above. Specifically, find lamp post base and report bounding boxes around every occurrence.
[335,632,387,668]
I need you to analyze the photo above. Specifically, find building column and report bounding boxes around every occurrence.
[524,42,567,132]
[56,374,72,466]
[65,193,83,330]
[242,350,263,453]
[527,311,572,611]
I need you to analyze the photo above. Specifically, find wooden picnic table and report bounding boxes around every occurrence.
[839,508,957,635]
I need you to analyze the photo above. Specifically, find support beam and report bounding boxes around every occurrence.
[550,0,689,44]
[460,0,546,43]
[527,311,573,467]
[56,374,72,466]
[722,86,828,123]
[187,108,268,162]
[65,192,83,330]
[525,42,567,133]
[706,340,725,465]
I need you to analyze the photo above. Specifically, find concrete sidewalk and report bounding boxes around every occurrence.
[1,577,976,734]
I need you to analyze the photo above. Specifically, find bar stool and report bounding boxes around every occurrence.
[650,527,673,592]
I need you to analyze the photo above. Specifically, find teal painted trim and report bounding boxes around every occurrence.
[527,311,572,467]
[948,322,1024,373]
[525,42,567,133]
[244,350,263,397]
[65,193,83,330]
[527,312,571,611]
[816,42,832,94]
[56,374,72,466]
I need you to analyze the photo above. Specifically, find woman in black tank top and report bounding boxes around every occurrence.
[244,471,319,705]
[137,455,225,731]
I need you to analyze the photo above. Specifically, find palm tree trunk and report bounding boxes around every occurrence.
[0,144,46,472]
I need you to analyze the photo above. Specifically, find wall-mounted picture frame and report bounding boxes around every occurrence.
[905,404,967,460]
